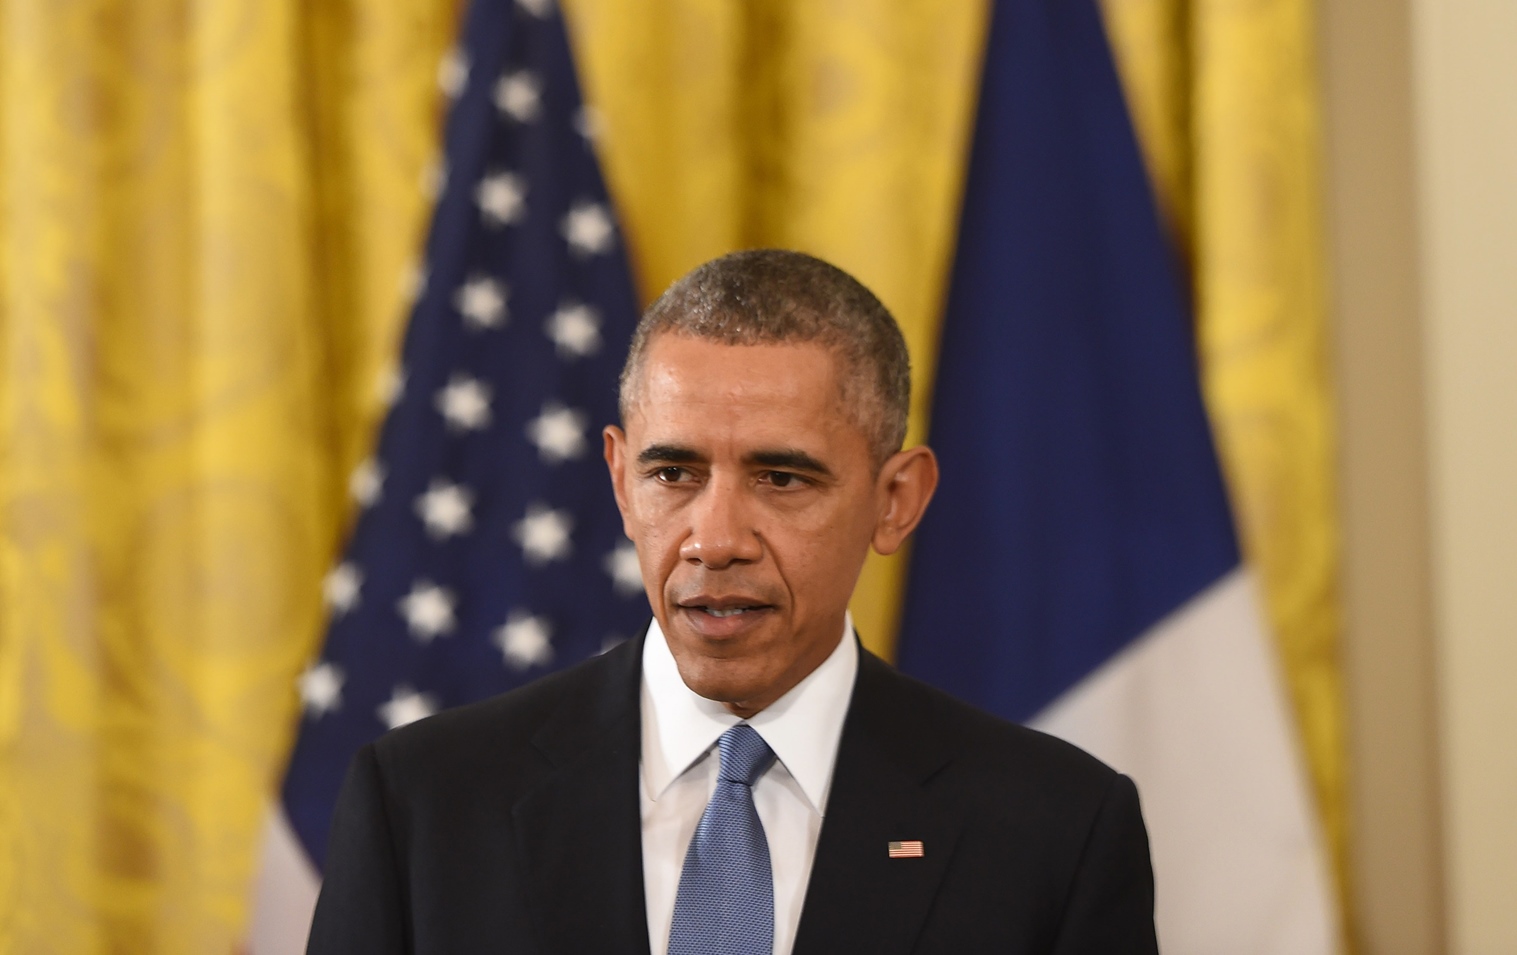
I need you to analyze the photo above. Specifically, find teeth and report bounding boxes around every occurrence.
[706,607,750,618]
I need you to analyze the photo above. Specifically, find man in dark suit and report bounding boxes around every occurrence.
[308,249,1158,954]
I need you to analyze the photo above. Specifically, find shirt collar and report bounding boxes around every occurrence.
[640,613,858,815]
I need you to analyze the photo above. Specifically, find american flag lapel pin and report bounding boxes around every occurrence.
[887,840,925,859]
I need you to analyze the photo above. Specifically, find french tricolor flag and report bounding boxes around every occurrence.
[894,1,1339,951]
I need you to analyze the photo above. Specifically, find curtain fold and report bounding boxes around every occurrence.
[1101,0,1348,939]
[0,2,458,949]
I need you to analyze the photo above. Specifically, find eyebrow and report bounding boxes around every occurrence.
[637,444,704,466]
[746,448,834,478]
[635,444,835,479]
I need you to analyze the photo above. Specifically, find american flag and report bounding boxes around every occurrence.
[887,841,925,859]
[279,0,649,870]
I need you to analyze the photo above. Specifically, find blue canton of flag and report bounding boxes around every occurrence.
[281,0,648,870]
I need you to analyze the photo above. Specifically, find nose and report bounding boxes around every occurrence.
[679,475,762,569]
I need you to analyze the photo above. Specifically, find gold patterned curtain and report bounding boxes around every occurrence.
[0,0,1344,948]
[560,0,990,651]
[0,1,459,949]
[1100,0,1349,940]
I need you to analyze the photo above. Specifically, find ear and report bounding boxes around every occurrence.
[870,445,939,556]
[603,424,635,538]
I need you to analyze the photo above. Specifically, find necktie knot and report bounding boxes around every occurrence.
[717,724,774,787]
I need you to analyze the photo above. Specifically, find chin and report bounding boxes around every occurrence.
[674,658,769,707]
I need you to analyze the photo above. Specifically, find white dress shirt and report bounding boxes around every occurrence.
[640,614,858,955]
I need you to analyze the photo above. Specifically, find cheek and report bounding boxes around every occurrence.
[625,498,683,576]
[624,485,674,541]
[628,481,682,520]
[766,501,874,581]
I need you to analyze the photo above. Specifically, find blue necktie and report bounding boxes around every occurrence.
[667,724,777,955]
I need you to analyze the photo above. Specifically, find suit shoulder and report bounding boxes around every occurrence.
[371,641,631,775]
[862,653,1121,794]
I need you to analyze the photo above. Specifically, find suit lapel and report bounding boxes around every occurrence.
[792,650,962,955]
[512,634,653,955]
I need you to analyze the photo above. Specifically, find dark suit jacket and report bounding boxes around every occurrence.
[307,632,1158,954]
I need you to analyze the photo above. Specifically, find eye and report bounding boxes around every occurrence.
[654,467,689,484]
[763,471,803,489]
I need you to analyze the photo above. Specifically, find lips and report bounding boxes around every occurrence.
[677,598,774,616]
[674,595,776,637]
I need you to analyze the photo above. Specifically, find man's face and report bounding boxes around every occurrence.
[605,335,928,716]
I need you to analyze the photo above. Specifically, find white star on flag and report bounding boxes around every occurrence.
[561,201,615,257]
[495,70,542,123]
[436,374,493,431]
[604,540,643,597]
[516,0,555,17]
[415,479,475,539]
[494,610,555,671]
[377,686,439,730]
[437,48,469,98]
[526,402,588,463]
[513,503,573,565]
[544,301,602,358]
[350,459,385,507]
[398,580,457,641]
[404,262,429,302]
[572,104,603,143]
[298,661,345,717]
[423,161,448,200]
[323,562,363,614]
[379,365,407,408]
[476,171,527,227]
[455,275,509,330]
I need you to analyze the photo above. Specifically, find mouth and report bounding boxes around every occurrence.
[687,603,769,615]
[678,601,774,617]
[674,597,776,635]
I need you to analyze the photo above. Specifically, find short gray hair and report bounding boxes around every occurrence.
[618,249,911,465]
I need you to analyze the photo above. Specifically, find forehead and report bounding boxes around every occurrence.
[632,336,855,440]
